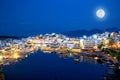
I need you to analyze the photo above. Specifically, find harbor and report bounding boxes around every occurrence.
[0,31,120,66]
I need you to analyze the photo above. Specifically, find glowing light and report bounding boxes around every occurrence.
[94,57,99,60]
[96,9,105,18]
[13,52,20,59]
[113,57,117,59]
[93,46,98,49]
[104,40,110,44]
[0,55,3,61]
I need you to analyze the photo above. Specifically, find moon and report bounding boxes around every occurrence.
[96,9,105,18]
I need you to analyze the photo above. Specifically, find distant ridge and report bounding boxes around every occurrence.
[0,36,19,39]
[62,27,120,37]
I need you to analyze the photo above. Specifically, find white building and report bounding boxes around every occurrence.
[83,40,96,49]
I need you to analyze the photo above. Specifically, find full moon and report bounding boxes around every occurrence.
[96,9,105,18]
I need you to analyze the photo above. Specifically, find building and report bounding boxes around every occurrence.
[83,39,96,49]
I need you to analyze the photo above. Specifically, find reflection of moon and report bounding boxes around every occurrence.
[96,9,105,18]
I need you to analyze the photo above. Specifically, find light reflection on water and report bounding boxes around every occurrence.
[2,51,120,80]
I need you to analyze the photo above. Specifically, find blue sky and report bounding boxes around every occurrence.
[0,0,120,36]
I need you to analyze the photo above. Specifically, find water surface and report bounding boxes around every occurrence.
[3,51,108,80]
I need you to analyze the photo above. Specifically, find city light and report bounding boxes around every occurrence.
[13,52,20,59]
[0,31,119,66]
[94,57,99,60]
[0,55,3,61]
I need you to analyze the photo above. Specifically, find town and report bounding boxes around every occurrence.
[0,31,120,66]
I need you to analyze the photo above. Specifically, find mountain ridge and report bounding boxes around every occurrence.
[62,27,120,37]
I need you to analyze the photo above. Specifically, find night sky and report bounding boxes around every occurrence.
[0,0,120,36]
